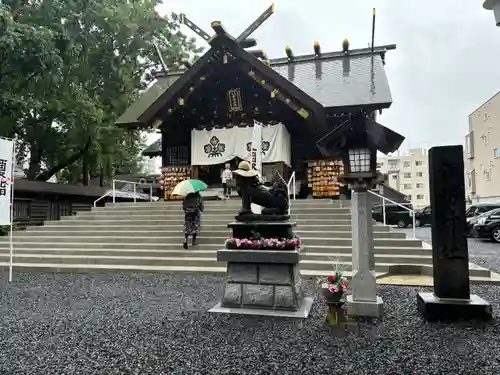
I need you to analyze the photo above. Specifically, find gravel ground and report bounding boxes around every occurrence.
[395,226,500,272]
[1,271,500,375]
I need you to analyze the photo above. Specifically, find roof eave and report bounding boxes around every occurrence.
[324,101,392,114]
[269,44,397,67]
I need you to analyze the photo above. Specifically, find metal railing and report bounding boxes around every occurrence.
[287,171,296,213]
[93,191,112,207]
[93,179,154,207]
[367,189,417,239]
[113,179,153,204]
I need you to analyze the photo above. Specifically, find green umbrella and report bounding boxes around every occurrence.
[172,179,208,196]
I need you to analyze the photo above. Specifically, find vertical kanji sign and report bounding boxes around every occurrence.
[0,138,14,226]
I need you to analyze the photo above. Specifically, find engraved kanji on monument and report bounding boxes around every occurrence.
[416,145,492,321]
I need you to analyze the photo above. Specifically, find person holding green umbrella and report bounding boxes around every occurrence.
[173,179,207,249]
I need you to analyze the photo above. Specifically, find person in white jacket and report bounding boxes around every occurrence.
[221,163,233,198]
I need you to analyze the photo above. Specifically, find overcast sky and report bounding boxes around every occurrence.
[152,0,500,152]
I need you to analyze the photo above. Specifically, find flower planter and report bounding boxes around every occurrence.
[322,288,344,303]
[225,236,301,251]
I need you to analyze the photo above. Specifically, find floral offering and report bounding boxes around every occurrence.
[321,271,348,302]
[225,234,301,250]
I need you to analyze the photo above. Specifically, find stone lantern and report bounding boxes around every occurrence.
[317,111,404,318]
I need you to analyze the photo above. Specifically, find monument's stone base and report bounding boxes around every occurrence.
[211,220,313,318]
[217,253,303,311]
[346,295,384,318]
[209,297,314,318]
[417,292,493,322]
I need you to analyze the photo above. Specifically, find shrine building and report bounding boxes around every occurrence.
[116,16,396,201]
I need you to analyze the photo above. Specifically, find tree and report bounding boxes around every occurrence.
[0,0,202,183]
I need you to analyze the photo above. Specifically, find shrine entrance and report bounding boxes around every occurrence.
[197,157,242,186]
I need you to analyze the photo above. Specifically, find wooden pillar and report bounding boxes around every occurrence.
[192,166,199,179]
[161,127,168,168]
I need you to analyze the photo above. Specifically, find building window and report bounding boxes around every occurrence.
[377,162,384,169]
[406,195,412,201]
[485,171,491,181]
[389,162,398,170]
[415,161,424,166]
[417,195,425,200]
[404,172,411,178]
[403,184,412,189]
[403,161,410,168]
[484,112,489,121]
[494,147,500,159]
[416,172,424,177]
[465,132,474,159]
[416,183,424,188]
[467,170,476,194]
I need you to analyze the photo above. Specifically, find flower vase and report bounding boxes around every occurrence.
[322,288,344,303]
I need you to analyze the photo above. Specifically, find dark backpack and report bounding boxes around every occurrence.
[184,197,199,216]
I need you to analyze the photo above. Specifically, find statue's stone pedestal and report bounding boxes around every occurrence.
[209,221,314,318]
[417,293,492,322]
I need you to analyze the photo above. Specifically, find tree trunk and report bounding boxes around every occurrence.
[99,167,105,187]
[34,136,92,182]
[26,143,42,180]
[82,160,89,185]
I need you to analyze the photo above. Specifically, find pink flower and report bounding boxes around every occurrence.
[327,274,335,282]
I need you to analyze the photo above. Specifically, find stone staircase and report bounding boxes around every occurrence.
[0,199,494,281]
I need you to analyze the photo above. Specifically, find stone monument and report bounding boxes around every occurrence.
[209,161,314,317]
[416,145,492,321]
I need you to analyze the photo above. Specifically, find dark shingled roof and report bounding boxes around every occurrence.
[142,139,162,157]
[117,44,396,128]
[271,54,391,109]
[115,74,181,126]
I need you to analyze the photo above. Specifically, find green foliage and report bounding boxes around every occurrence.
[0,0,202,183]
[0,226,9,237]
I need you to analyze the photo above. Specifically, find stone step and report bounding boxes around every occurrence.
[36,222,391,232]
[0,253,489,278]
[91,207,352,214]
[1,262,492,281]
[49,218,356,226]
[1,248,429,264]
[16,229,405,239]
[0,252,425,273]
[0,244,431,255]
[75,212,354,220]
[0,235,420,247]
[107,200,352,208]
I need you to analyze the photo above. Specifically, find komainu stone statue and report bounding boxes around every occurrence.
[232,161,290,221]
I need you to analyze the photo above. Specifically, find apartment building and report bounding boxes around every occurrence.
[377,148,430,208]
[465,91,500,203]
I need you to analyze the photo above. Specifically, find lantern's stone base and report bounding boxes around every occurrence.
[346,295,384,318]
[417,292,492,322]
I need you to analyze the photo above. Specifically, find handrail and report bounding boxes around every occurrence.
[367,189,417,239]
[112,179,153,204]
[287,171,296,213]
[93,191,112,207]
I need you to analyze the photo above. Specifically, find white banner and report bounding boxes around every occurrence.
[191,123,291,166]
[250,121,263,214]
[0,138,14,226]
